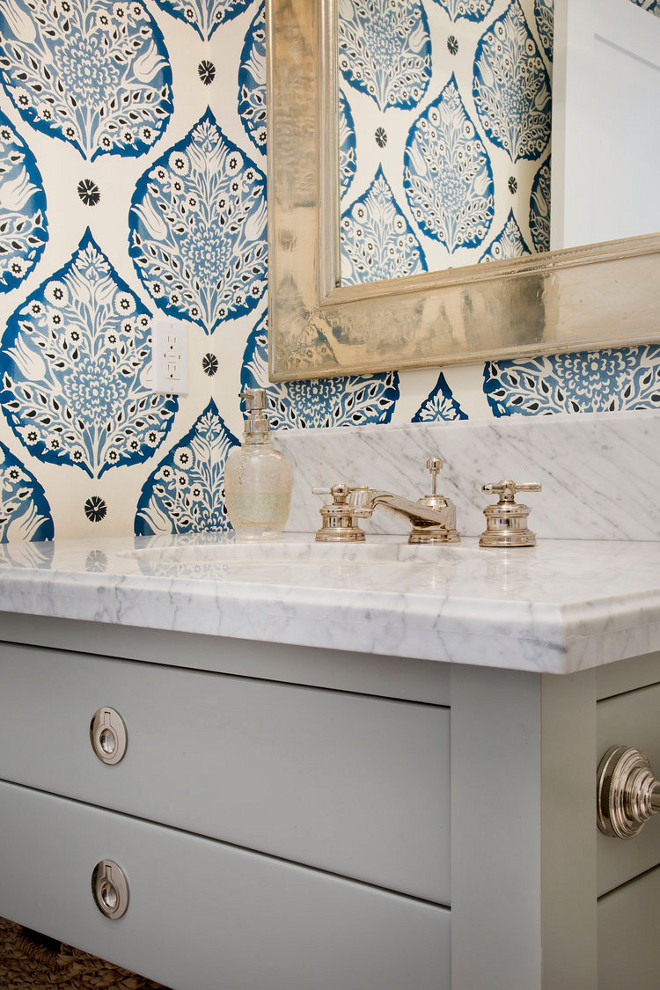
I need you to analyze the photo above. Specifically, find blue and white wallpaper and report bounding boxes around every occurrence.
[0,0,657,542]
[628,1,660,17]
[338,0,552,282]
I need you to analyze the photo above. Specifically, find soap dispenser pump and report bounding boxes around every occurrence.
[224,389,293,541]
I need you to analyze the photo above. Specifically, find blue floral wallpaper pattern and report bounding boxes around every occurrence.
[473,1,551,162]
[341,166,427,285]
[339,90,357,196]
[628,0,660,17]
[0,0,656,543]
[0,109,47,292]
[338,0,432,112]
[0,230,177,477]
[129,108,267,333]
[479,210,530,262]
[0,439,52,541]
[529,156,551,251]
[404,75,495,254]
[534,0,553,56]
[154,0,253,39]
[238,1,266,153]
[0,0,173,161]
[437,1,495,21]
[135,399,237,535]
[339,0,552,281]
[485,346,660,415]
[412,374,468,422]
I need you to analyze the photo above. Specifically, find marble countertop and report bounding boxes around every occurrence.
[0,532,658,675]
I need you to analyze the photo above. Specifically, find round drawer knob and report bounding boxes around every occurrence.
[90,707,127,765]
[92,860,129,920]
[597,745,660,839]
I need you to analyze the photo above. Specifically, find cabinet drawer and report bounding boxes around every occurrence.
[0,781,450,990]
[598,864,660,990]
[0,643,450,904]
[597,682,660,895]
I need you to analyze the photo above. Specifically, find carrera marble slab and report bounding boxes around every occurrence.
[0,532,658,676]
[277,409,660,541]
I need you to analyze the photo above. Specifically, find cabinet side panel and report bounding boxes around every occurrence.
[450,665,542,990]
[541,670,598,990]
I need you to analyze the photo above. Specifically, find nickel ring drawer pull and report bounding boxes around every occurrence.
[597,745,660,839]
[90,707,127,765]
[92,860,129,920]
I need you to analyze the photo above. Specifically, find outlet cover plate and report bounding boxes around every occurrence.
[152,318,188,394]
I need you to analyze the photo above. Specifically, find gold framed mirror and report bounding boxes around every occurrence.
[266,0,660,382]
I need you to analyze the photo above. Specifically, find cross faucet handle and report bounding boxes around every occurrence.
[482,480,542,503]
[312,484,348,502]
[480,480,542,547]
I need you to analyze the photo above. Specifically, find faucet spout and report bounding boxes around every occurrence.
[347,488,460,543]
[351,489,448,526]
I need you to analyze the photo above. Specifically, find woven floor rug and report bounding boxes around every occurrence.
[0,916,172,989]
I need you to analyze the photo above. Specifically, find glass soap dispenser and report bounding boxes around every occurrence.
[224,388,293,541]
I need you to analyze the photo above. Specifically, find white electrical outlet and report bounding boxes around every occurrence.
[151,318,188,394]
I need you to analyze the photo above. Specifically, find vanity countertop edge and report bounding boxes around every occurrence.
[0,533,658,676]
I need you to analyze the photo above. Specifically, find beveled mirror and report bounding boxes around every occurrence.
[266,0,660,382]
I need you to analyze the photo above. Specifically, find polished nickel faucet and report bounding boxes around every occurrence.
[313,458,460,545]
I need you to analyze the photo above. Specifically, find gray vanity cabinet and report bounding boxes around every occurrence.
[0,614,659,990]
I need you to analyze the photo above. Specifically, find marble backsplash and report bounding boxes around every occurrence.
[277,409,660,542]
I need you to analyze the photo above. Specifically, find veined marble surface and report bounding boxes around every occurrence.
[0,532,659,675]
[277,409,660,540]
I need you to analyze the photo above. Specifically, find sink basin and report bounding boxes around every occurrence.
[121,536,482,583]
[123,537,480,566]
